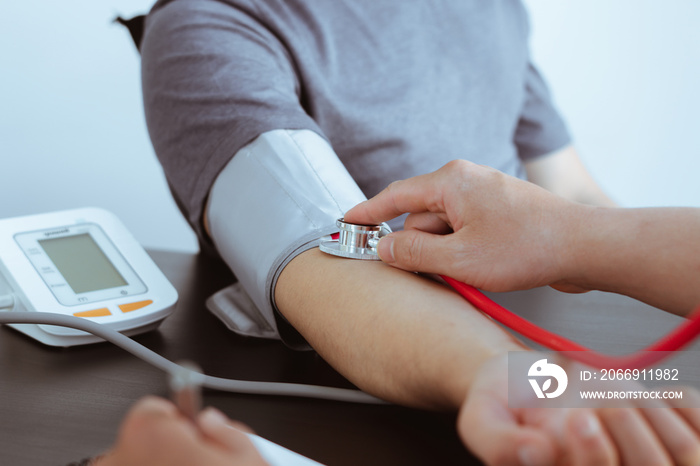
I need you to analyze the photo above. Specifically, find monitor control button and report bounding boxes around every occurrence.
[73,308,111,317]
[118,300,153,313]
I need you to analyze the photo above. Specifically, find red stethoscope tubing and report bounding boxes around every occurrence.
[441,275,700,369]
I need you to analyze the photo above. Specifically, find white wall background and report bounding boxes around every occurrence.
[0,1,198,252]
[525,0,700,207]
[1,1,698,253]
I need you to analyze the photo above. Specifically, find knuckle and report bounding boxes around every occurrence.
[386,179,403,195]
[385,180,404,209]
[400,233,424,270]
[444,159,474,179]
[444,158,467,170]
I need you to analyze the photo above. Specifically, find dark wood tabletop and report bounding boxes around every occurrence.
[1,250,698,466]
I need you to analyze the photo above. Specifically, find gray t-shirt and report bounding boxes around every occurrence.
[142,0,570,243]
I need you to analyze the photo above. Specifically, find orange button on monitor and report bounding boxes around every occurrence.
[73,308,112,317]
[119,300,153,313]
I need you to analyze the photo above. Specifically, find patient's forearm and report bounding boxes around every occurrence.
[524,145,616,207]
[275,248,524,409]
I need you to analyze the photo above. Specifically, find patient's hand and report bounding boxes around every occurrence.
[95,397,268,466]
[459,354,700,465]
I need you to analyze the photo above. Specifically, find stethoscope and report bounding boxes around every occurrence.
[320,218,700,369]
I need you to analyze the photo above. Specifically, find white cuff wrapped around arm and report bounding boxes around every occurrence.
[205,129,368,346]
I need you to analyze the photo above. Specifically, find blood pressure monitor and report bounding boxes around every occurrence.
[0,208,178,346]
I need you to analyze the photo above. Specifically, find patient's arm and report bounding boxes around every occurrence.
[276,247,700,466]
[275,248,523,409]
[525,145,617,207]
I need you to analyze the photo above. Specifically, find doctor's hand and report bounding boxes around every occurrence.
[459,353,700,466]
[94,397,269,466]
[345,160,589,293]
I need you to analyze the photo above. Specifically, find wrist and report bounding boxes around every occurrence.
[555,203,607,290]
[562,205,629,292]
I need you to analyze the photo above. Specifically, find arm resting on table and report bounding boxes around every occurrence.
[275,248,524,410]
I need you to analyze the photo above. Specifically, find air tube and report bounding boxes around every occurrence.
[0,311,384,404]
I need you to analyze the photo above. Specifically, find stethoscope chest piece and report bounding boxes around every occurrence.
[319,218,390,260]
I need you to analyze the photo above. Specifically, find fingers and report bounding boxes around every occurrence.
[344,168,451,226]
[459,393,556,466]
[112,397,200,463]
[640,403,700,466]
[197,408,269,465]
[666,388,700,432]
[224,419,257,435]
[92,399,180,466]
[130,395,180,419]
[565,410,617,466]
[198,408,254,451]
[121,396,185,437]
[376,230,465,279]
[562,406,700,466]
[598,408,672,465]
[403,212,452,234]
[108,398,268,466]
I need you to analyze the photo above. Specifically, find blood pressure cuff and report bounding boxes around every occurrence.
[205,129,369,348]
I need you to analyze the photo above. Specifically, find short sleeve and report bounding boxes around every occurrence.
[514,63,572,161]
[141,0,322,241]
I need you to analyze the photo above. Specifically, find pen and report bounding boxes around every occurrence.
[170,360,204,425]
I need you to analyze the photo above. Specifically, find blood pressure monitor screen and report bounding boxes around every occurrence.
[38,233,128,294]
[1,208,178,346]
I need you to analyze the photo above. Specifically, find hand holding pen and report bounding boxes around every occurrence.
[86,362,269,466]
[170,360,206,425]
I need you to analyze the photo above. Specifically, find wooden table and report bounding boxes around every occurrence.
[1,250,697,465]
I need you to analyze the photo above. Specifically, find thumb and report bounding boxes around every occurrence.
[377,230,461,276]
